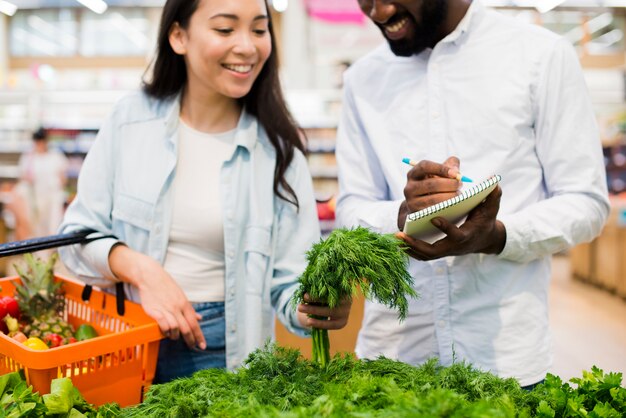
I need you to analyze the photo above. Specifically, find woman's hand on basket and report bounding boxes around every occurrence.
[108,244,207,350]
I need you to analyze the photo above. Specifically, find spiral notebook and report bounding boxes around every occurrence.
[403,175,502,243]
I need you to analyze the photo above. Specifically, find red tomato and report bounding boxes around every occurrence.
[0,296,19,320]
[43,333,63,348]
[0,299,7,334]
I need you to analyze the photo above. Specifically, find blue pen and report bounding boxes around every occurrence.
[402,158,473,182]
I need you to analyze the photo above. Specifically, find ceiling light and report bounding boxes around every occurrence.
[273,0,288,13]
[0,1,17,17]
[535,0,567,13]
[76,0,108,15]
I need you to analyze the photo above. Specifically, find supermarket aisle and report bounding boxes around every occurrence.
[549,255,626,382]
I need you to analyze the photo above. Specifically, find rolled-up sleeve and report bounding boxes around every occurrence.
[270,150,321,337]
[498,38,609,263]
[58,108,123,287]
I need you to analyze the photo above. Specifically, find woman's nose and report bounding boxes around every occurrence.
[233,33,256,56]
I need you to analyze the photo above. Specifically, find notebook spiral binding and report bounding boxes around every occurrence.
[407,174,502,222]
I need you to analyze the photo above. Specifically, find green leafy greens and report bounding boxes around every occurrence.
[0,372,121,417]
[291,227,417,365]
[121,343,625,417]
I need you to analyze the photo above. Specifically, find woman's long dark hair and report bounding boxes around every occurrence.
[143,0,305,209]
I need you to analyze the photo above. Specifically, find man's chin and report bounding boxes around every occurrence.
[387,39,425,57]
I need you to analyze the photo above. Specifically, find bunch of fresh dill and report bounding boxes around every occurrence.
[291,226,417,366]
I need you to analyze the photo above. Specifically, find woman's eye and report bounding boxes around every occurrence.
[253,29,267,35]
[214,28,233,34]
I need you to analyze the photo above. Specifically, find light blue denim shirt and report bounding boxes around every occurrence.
[59,91,319,369]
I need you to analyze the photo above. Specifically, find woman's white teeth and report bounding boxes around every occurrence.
[386,17,408,34]
[224,64,252,73]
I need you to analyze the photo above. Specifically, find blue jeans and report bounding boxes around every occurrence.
[153,301,226,384]
[521,379,545,391]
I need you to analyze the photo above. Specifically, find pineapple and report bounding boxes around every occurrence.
[13,253,75,345]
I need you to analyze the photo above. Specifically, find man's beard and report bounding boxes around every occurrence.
[384,1,447,57]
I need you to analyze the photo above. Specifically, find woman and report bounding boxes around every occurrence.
[59,0,350,383]
[16,127,68,239]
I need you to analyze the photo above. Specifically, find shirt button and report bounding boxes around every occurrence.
[432,111,440,119]
[435,267,444,275]
[228,251,234,258]
[230,288,235,297]
[432,63,439,71]
[438,320,446,328]
[231,325,237,333]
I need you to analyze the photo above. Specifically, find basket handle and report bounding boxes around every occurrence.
[0,229,115,257]
[1,229,127,316]
[81,282,126,316]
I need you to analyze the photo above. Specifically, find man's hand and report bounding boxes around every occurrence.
[397,185,506,260]
[397,156,506,260]
[297,294,352,330]
[109,245,207,350]
[398,157,463,230]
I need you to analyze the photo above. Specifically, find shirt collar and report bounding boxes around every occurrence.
[163,92,181,140]
[441,0,484,45]
[163,92,259,152]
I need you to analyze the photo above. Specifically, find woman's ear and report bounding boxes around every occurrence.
[169,22,187,55]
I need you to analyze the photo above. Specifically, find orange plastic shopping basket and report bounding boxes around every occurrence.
[0,231,163,407]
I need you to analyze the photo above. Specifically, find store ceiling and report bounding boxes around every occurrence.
[486,0,626,7]
[15,0,163,8]
[14,0,626,10]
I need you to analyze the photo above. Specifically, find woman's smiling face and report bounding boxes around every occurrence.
[169,0,272,100]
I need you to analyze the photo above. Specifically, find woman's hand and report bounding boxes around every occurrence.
[108,245,206,350]
[297,294,352,330]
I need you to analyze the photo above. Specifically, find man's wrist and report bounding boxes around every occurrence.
[484,221,506,254]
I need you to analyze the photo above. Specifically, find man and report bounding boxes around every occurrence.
[335,0,609,388]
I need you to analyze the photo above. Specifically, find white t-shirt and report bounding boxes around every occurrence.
[162,120,236,302]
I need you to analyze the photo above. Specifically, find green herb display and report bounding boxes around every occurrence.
[0,372,121,418]
[291,227,417,365]
[120,343,626,417]
[4,345,624,417]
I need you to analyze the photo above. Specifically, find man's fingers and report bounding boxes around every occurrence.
[443,156,460,169]
[431,217,464,241]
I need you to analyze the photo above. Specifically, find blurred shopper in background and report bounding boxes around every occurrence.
[15,127,68,238]
[335,0,609,389]
[59,0,351,383]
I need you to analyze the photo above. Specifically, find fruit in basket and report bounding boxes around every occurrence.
[13,253,75,344]
[3,314,27,343]
[11,331,27,343]
[75,324,98,341]
[23,336,49,350]
[0,295,20,319]
[42,332,63,348]
[0,295,20,333]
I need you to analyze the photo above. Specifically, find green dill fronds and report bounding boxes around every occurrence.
[292,226,417,320]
